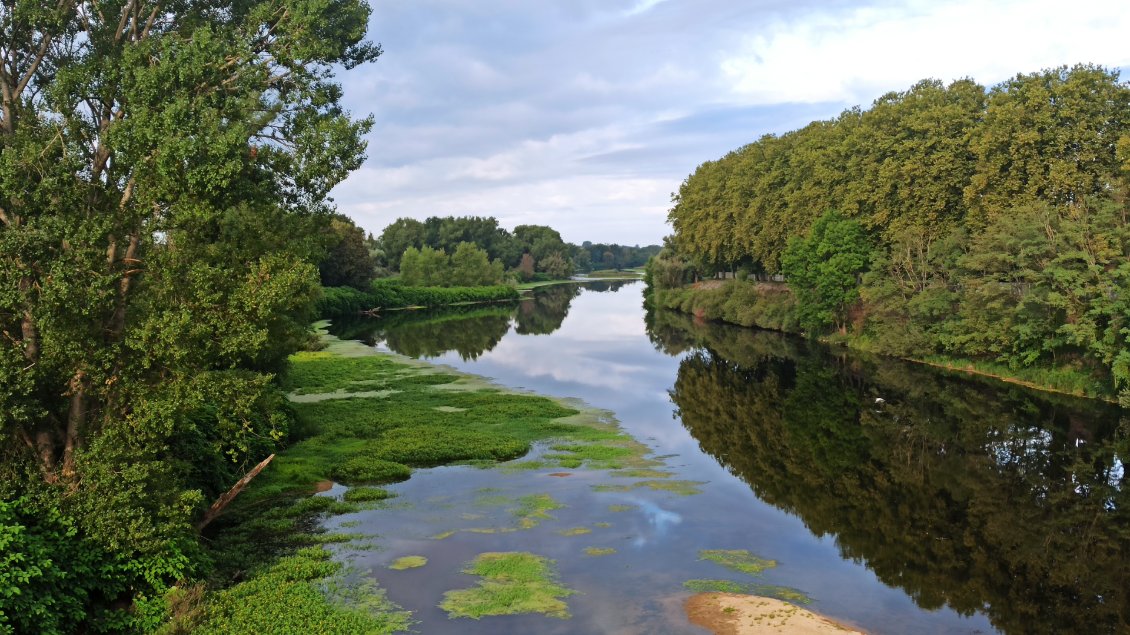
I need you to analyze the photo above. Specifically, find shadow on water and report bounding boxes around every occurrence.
[327,281,631,360]
[647,308,1130,635]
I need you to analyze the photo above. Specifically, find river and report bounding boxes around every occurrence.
[324,281,1129,634]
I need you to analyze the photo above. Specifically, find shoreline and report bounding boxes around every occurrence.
[685,593,866,635]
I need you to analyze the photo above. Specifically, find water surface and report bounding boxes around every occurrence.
[325,282,1129,634]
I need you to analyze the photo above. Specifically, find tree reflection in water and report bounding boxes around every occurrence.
[328,282,633,360]
[648,308,1130,635]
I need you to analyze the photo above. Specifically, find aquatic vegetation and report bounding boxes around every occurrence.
[331,456,412,485]
[584,547,617,557]
[498,460,551,471]
[342,487,395,503]
[511,493,564,529]
[608,504,637,512]
[189,548,411,634]
[594,522,612,528]
[439,552,575,619]
[699,550,777,575]
[557,527,592,536]
[592,480,705,496]
[389,556,428,570]
[683,580,812,605]
[611,469,675,478]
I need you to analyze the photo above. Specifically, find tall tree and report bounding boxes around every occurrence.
[0,0,379,627]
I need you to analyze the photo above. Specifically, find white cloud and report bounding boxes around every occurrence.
[721,0,1130,105]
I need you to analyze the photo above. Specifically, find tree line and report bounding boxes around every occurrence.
[659,64,1130,406]
[319,213,661,289]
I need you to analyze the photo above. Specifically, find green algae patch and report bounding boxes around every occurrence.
[608,504,636,512]
[342,487,395,503]
[593,522,612,528]
[389,556,428,570]
[584,547,616,557]
[556,527,592,536]
[682,580,811,605]
[511,493,563,529]
[439,552,575,620]
[593,480,705,496]
[611,469,674,479]
[699,550,777,575]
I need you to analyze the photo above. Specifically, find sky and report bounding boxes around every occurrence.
[331,0,1130,246]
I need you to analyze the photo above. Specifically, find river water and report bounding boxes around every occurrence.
[325,281,1130,634]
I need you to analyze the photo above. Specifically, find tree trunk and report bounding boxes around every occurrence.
[195,454,276,531]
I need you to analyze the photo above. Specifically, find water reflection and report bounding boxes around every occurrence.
[328,282,633,360]
[648,308,1130,634]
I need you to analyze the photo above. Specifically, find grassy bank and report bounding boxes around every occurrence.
[181,324,659,632]
[650,280,1118,404]
[319,282,519,318]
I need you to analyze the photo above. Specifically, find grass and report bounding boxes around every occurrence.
[917,354,1116,402]
[439,552,575,619]
[389,556,427,571]
[699,550,777,575]
[342,487,395,503]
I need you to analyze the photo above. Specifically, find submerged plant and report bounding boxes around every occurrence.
[439,552,575,619]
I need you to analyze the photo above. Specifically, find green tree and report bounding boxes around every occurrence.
[449,241,503,286]
[781,212,873,333]
[539,252,573,279]
[319,216,376,289]
[0,0,378,627]
[517,253,536,282]
[378,217,427,270]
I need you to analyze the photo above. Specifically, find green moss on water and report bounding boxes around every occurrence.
[556,527,592,536]
[682,580,812,605]
[593,522,612,528]
[342,487,395,503]
[584,547,616,557]
[439,552,575,619]
[699,550,777,575]
[389,556,428,570]
[592,480,705,496]
[511,493,564,529]
[188,547,411,635]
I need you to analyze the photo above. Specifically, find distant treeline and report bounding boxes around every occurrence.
[656,64,1130,405]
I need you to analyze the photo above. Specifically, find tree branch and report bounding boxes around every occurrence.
[194,454,276,531]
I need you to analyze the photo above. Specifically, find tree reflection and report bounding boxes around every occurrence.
[650,308,1130,634]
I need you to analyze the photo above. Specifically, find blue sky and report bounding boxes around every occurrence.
[331,0,1130,245]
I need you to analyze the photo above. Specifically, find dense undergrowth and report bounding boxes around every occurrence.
[318,280,519,318]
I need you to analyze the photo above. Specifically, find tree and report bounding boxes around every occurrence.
[450,241,503,286]
[0,0,379,626]
[517,253,536,282]
[539,252,573,279]
[378,217,427,270]
[319,216,376,289]
[781,212,873,333]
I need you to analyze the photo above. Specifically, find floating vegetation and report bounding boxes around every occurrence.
[699,550,777,575]
[682,580,811,605]
[593,522,612,528]
[607,504,636,513]
[592,480,705,496]
[584,547,617,557]
[389,556,428,570]
[498,460,551,472]
[439,552,575,619]
[511,493,564,529]
[342,487,394,503]
[338,520,362,529]
[473,494,512,507]
[557,527,592,536]
[331,457,412,486]
[611,469,675,479]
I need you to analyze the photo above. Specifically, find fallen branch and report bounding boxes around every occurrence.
[195,453,275,531]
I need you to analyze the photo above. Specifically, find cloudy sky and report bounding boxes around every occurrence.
[332,0,1130,245]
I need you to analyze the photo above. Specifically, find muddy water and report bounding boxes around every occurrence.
[324,282,1130,635]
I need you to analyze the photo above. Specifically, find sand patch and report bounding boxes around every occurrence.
[685,593,865,635]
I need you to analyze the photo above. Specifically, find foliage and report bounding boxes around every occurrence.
[539,252,573,279]
[660,64,1130,404]
[316,282,519,318]
[517,253,536,282]
[0,0,380,628]
[781,211,872,333]
[319,216,376,290]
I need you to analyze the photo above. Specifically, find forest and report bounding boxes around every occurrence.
[654,64,1130,406]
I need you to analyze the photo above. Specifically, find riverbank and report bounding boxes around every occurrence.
[649,280,1120,405]
[686,594,866,635]
[181,322,673,632]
